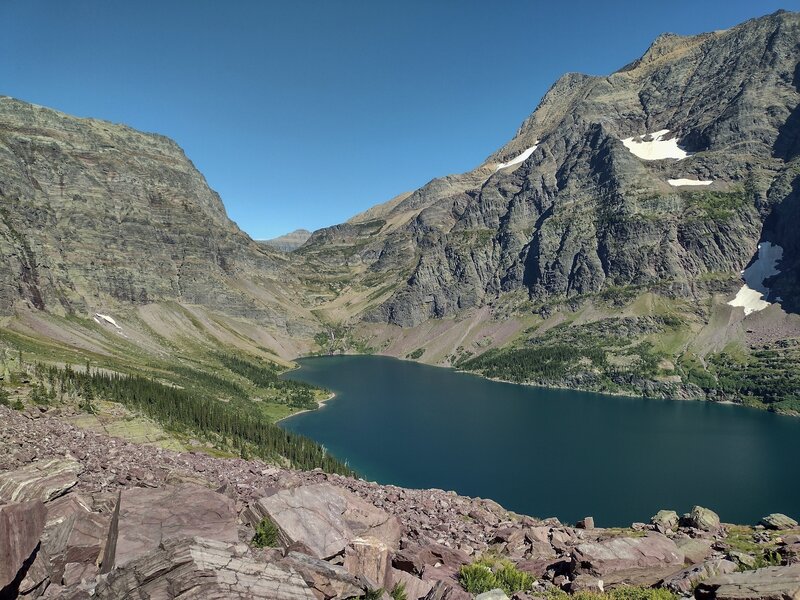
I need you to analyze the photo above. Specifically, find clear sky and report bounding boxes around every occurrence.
[3,1,798,239]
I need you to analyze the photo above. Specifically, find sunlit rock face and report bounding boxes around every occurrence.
[305,11,800,327]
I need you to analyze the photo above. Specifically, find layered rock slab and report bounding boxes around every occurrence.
[246,483,402,560]
[0,500,46,590]
[94,537,316,599]
[110,484,238,568]
[0,459,83,503]
[570,533,684,586]
[695,563,800,600]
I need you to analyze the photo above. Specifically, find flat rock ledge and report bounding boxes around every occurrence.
[1,405,799,599]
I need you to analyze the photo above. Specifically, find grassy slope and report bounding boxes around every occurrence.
[0,303,332,461]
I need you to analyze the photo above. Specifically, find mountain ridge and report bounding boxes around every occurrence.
[0,10,798,413]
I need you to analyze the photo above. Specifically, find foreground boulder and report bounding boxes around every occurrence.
[760,513,799,530]
[423,580,471,600]
[393,543,471,578]
[391,568,435,600]
[94,537,316,599]
[570,533,684,586]
[651,510,679,531]
[695,563,800,600]
[109,484,238,568]
[246,483,402,560]
[0,459,83,503]
[344,536,392,589]
[681,506,721,532]
[0,500,46,590]
[675,538,714,565]
[16,492,112,596]
[280,551,364,599]
[661,559,737,595]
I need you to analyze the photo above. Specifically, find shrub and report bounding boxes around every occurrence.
[459,563,497,594]
[251,517,280,548]
[390,583,408,600]
[494,561,534,595]
[459,558,534,595]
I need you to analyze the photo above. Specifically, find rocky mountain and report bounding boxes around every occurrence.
[0,11,799,410]
[294,10,800,409]
[0,95,321,363]
[302,10,799,326]
[261,229,312,252]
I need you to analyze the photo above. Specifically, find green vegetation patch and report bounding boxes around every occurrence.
[462,317,678,395]
[252,517,280,548]
[459,557,534,595]
[681,342,800,413]
[546,587,677,600]
[34,362,352,475]
[681,189,749,220]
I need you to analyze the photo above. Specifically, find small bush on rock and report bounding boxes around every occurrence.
[251,517,279,548]
[459,563,497,594]
[459,558,534,595]
[390,582,408,600]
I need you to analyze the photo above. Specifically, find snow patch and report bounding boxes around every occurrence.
[727,242,784,315]
[622,129,689,161]
[94,313,121,329]
[668,178,713,187]
[495,142,539,171]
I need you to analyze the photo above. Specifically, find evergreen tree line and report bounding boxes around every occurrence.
[214,352,318,409]
[37,363,353,475]
[464,344,607,382]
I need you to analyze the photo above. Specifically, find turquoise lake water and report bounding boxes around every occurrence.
[281,354,800,526]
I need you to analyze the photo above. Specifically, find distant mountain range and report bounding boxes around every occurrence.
[260,229,312,252]
[1,10,798,411]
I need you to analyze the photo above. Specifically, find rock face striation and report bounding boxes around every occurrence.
[296,10,800,328]
[0,96,315,338]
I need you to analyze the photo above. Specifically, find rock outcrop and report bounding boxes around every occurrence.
[0,95,317,338]
[0,459,82,503]
[261,229,313,252]
[244,482,402,560]
[761,514,799,531]
[0,500,45,590]
[661,559,738,595]
[93,537,316,600]
[314,10,800,329]
[695,564,800,600]
[110,484,239,567]
[569,534,685,586]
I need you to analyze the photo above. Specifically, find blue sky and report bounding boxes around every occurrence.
[3,1,798,239]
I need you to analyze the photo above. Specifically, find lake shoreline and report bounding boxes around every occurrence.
[288,351,785,417]
[275,391,336,424]
[275,354,800,525]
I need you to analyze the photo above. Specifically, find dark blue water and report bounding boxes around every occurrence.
[281,355,800,527]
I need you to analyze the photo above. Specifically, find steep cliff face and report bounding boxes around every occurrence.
[300,10,800,329]
[0,97,314,336]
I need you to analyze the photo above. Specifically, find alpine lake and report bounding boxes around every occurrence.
[280,355,800,526]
